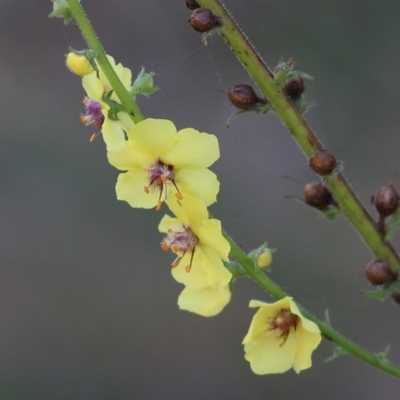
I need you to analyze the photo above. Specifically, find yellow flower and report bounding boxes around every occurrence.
[108,119,220,210]
[158,195,232,316]
[81,55,133,151]
[66,52,94,76]
[243,297,321,374]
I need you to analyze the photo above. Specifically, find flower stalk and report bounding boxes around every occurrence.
[66,0,144,123]
[197,0,400,271]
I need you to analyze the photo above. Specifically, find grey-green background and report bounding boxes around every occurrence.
[2,1,400,399]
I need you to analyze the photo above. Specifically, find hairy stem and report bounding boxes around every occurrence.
[66,0,144,123]
[197,0,400,270]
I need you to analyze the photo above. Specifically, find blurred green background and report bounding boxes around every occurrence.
[2,1,400,399]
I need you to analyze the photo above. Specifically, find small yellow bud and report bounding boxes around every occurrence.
[256,249,272,268]
[66,52,94,76]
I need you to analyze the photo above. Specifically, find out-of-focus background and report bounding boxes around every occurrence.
[2,1,400,399]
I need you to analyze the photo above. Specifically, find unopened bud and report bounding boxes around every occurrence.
[256,249,272,268]
[66,52,94,76]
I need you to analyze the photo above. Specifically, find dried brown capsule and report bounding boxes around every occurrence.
[309,150,336,176]
[391,292,400,305]
[365,260,397,285]
[227,84,265,110]
[189,8,220,33]
[184,0,200,10]
[372,183,400,217]
[303,182,334,209]
[284,77,305,98]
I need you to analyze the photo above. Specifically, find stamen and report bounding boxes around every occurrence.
[89,130,101,142]
[160,174,166,183]
[172,260,180,268]
[156,200,162,211]
[185,264,191,273]
[161,242,169,251]
[172,244,179,253]
[175,193,183,200]
[144,186,150,194]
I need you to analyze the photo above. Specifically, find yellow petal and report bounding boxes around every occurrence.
[197,219,230,260]
[101,115,127,152]
[175,168,220,206]
[82,72,103,100]
[130,119,177,159]
[158,215,181,234]
[177,285,231,317]
[116,169,159,208]
[200,245,232,289]
[165,128,220,168]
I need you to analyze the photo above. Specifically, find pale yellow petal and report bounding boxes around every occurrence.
[82,72,103,100]
[166,195,208,229]
[102,115,126,152]
[197,219,230,260]
[200,245,232,289]
[131,119,177,159]
[165,128,220,168]
[175,168,220,206]
[177,285,231,317]
[244,330,297,374]
[293,326,322,374]
[116,169,159,208]
[158,215,181,234]
[171,250,208,289]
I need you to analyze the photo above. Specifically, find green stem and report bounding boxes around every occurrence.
[223,229,400,379]
[66,0,144,123]
[197,0,400,270]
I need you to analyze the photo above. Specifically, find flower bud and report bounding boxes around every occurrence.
[284,77,305,98]
[66,52,94,76]
[189,8,221,33]
[372,183,400,217]
[227,84,265,110]
[256,249,273,268]
[309,149,336,176]
[303,182,333,209]
[184,0,200,10]
[365,260,397,285]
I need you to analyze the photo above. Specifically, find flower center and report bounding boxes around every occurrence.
[267,308,299,346]
[161,224,199,272]
[80,97,105,142]
[144,159,183,210]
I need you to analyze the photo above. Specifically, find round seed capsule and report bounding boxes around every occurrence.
[372,184,400,217]
[309,149,336,176]
[189,8,220,33]
[365,260,397,285]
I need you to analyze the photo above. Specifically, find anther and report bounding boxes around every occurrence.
[175,193,183,200]
[161,242,169,251]
[156,200,162,211]
[144,186,150,194]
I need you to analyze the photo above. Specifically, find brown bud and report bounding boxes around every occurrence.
[184,0,200,9]
[303,182,334,209]
[372,184,400,217]
[284,77,305,98]
[309,150,336,176]
[189,8,220,33]
[227,84,265,110]
[391,292,400,305]
[365,260,397,285]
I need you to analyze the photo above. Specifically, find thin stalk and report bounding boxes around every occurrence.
[197,0,400,270]
[66,0,144,123]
